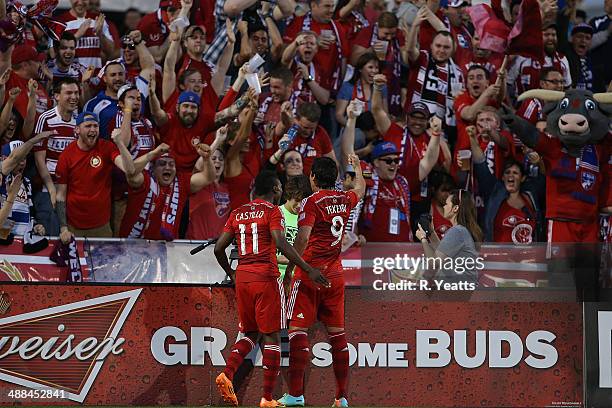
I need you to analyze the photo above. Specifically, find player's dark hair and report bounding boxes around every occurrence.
[310,157,338,189]
[377,11,398,28]
[254,170,280,197]
[350,52,379,84]
[284,174,312,201]
[356,111,376,131]
[502,158,525,176]
[540,67,562,81]
[178,68,200,88]
[429,170,455,192]
[53,77,80,95]
[450,189,483,249]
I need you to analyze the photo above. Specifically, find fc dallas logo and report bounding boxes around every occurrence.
[0,289,141,403]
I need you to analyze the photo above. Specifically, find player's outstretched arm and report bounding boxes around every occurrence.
[272,229,330,288]
[214,232,236,283]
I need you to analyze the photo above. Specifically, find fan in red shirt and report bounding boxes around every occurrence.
[282,156,365,408]
[116,136,212,241]
[283,0,350,93]
[54,112,144,242]
[213,170,325,408]
[137,0,183,64]
[149,87,209,174]
[285,102,336,175]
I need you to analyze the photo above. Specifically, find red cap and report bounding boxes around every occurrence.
[159,0,181,9]
[11,45,44,65]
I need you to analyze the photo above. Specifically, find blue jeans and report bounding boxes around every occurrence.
[33,190,59,236]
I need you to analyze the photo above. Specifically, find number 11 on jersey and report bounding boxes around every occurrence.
[238,223,259,255]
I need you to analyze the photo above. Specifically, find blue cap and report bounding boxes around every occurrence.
[76,111,99,126]
[1,140,24,157]
[178,91,200,107]
[571,23,593,36]
[372,141,400,159]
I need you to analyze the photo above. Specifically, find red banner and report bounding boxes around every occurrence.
[0,284,582,407]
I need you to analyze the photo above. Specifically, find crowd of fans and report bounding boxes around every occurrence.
[0,0,610,249]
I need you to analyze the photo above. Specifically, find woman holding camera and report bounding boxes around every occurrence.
[416,189,483,285]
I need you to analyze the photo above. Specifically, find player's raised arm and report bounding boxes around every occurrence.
[346,154,365,199]
[214,231,236,283]
[272,230,329,287]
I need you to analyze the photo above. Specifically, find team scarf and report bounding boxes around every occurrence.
[413,51,462,126]
[398,126,428,198]
[50,236,83,282]
[550,144,600,205]
[302,12,343,92]
[351,79,369,110]
[159,176,181,241]
[370,23,402,116]
[362,167,411,230]
[351,10,369,32]
[127,178,160,238]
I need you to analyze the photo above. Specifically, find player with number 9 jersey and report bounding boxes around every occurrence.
[293,190,360,281]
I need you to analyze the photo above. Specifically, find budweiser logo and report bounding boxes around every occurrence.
[0,289,141,403]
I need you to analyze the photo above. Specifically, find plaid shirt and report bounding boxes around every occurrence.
[203,0,278,65]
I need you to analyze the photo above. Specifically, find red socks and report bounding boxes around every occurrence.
[223,337,255,380]
[329,331,349,399]
[262,344,281,400]
[288,330,309,396]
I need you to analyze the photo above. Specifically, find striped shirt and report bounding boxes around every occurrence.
[60,15,113,69]
[84,91,118,139]
[0,174,33,236]
[114,111,156,159]
[47,59,87,83]
[33,107,78,183]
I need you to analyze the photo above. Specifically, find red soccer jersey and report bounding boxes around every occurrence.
[158,112,205,174]
[383,122,443,202]
[164,87,217,135]
[33,107,77,183]
[432,203,452,239]
[287,126,333,175]
[186,182,231,239]
[223,198,285,283]
[55,139,119,229]
[120,172,191,239]
[516,98,544,125]
[294,190,360,280]
[283,14,349,91]
[225,138,263,210]
[493,198,536,244]
[138,10,170,47]
[536,134,610,222]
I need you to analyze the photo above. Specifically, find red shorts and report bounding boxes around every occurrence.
[236,278,286,334]
[286,277,345,328]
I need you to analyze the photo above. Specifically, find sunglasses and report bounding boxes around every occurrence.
[379,158,400,165]
[122,43,136,50]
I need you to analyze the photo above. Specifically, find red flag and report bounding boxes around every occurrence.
[467,0,543,59]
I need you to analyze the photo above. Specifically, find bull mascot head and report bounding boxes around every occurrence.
[514,89,612,157]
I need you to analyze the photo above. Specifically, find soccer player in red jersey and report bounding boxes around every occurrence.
[214,170,327,408]
[281,155,365,407]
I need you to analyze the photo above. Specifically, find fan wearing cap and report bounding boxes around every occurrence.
[372,74,449,231]
[137,0,183,64]
[0,132,54,238]
[149,88,209,174]
[56,0,118,69]
[506,24,572,100]
[54,112,153,241]
[115,132,214,241]
[564,23,605,92]
[32,77,80,236]
[6,44,52,126]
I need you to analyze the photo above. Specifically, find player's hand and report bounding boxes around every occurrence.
[155,143,170,156]
[81,65,95,83]
[466,125,477,142]
[296,62,309,79]
[215,124,229,142]
[237,19,248,34]
[416,224,427,242]
[0,68,11,86]
[258,71,270,88]
[307,267,330,288]
[128,30,142,45]
[225,18,236,44]
[59,228,73,245]
[429,115,442,134]
[75,19,91,39]
[27,79,38,99]
[196,143,212,159]
[373,73,387,87]
[94,14,105,36]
